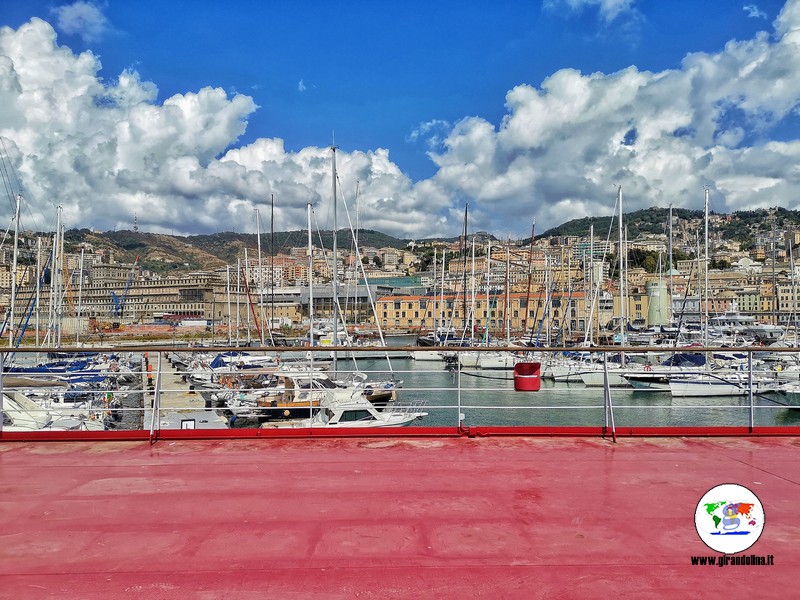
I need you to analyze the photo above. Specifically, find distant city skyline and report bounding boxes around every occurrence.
[1,1,799,240]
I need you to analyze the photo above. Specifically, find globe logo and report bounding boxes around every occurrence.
[694,483,765,554]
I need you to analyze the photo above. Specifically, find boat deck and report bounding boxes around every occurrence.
[1,433,798,598]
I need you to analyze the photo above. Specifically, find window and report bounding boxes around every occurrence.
[338,410,375,422]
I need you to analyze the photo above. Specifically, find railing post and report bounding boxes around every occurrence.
[603,350,616,442]
[748,349,754,432]
[0,350,4,433]
[457,354,463,429]
[148,351,164,444]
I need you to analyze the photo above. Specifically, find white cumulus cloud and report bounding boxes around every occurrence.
[543,0,638,23]
[51,1,110,43]
[744,4,768,19]
[2,1,800,239]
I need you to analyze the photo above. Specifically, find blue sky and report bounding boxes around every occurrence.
[1,1,798,238]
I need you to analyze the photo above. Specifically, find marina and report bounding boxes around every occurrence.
[5,3,800,597]
[4,339,800,435]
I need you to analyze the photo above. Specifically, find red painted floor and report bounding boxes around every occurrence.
[1,435,798,599]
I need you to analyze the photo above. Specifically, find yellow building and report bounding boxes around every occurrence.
[376,291,594,340]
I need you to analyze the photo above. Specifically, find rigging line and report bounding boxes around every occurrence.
[0,164,16,212]
[0,138,20,209]
[337,178,396,378]
[310,210,345,325]
[335,174,359,323]
[0,220,13,254]
[310,208,360,369]
[603,187,621,280]
[0,138,47,233]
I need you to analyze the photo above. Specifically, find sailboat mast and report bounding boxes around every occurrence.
[76,248,84,344]
[56,210,64,346]
[432,247,437,332]
[331,146,339,373]
[47,227,56,344]
[505,247,510,341]
[35,237,41,347]
[470,238,476,343]
[486,241,491,343]
[522,219,535,341]
[236,257,241,346]
[617,186,626,346]
[8,193,21,348]
[307,203,314,349]
[668,203,674,323]
[256,208,268,345]
[307,202,315,403]
[226,265,232,346]
[461,204,469,330]
[244,247,252,342]
[270,193,275,343]
[704,188,709,337]
[585,223,595,345]
[440,249,446,335]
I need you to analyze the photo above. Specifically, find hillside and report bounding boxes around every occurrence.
[538,206,800,244]
[54,206,800,273]
[61,228,416,274]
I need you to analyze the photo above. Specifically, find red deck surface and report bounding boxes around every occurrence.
[1,435,798,599]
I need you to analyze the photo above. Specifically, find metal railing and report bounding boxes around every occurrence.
[2,344,800,441]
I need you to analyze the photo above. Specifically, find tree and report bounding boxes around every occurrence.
[710,258,731,270]
[373,255,383,268]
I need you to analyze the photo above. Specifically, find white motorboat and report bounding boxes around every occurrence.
[261,395,427,429]
[2,392,105,431]
[668,373,778,397]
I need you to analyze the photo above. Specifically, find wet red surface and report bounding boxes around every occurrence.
[1,434,798,599]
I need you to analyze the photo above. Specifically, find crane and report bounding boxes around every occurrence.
[110,256,140,319]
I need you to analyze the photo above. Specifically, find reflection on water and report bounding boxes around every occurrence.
[349,356,795,429]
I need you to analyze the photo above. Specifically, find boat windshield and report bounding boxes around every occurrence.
[337,409,376,422]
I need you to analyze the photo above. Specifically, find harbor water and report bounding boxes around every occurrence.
[338,355,800,429]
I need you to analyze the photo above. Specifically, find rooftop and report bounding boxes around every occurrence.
[1,432,797,598]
